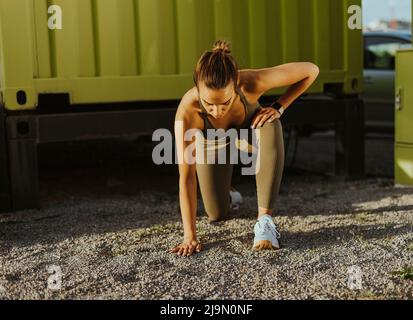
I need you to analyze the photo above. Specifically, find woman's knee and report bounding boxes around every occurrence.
[206,209,228,223]
[259,120,284,147]
[261,118,283,132]
[202,192,231,223]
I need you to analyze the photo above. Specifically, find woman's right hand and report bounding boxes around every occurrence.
[169,239,202,256]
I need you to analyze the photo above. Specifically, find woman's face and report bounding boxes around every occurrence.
[198,82,237,119]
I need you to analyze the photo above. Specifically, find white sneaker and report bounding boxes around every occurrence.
[229,187,243,211]
[253,214,281,250]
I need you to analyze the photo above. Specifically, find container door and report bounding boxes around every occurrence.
[395,49,413,144]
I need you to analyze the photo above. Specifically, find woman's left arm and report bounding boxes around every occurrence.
[255,62,320,109]
[250,62,319,128]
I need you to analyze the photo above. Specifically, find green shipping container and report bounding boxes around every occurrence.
[395,48,413,187]
[0,0,363,111]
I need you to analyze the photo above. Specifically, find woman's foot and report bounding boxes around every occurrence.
[252,214,281,250]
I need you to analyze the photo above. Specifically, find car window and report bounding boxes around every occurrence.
[364,36,410,70]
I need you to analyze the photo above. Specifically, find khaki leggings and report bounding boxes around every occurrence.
[196,119,285,222]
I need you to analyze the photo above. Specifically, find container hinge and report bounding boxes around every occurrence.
[395,87,402,111]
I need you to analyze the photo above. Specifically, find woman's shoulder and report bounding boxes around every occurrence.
[238,69,263,104]
[178,87,201,113]
[175,87,203,127]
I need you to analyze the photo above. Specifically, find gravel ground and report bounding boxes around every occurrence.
[0,131,412,300]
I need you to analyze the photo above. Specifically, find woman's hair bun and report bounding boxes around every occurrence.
[212,40,231,54]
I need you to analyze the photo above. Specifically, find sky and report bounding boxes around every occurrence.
[363,0,412,25]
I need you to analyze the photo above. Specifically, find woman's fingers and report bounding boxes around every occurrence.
[170,242,202,256]
[187,245,195,256]
[257,113,273,128]
[170,245,179,253]
[252,109,278,129]
[268,111,281,123]
[171,245,186,256]
[251,109,270,128]
[256,112,274,128]
[252,114,266,129]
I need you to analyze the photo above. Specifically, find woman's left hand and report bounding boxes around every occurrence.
[251,107,281,129]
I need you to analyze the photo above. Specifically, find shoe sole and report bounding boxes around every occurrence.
[252,240,280,251]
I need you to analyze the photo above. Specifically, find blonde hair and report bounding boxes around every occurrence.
[193,40,239,90]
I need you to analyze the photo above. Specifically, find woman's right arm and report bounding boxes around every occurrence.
[170,98,202,256]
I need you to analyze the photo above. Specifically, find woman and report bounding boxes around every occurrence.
[170,40,319,256]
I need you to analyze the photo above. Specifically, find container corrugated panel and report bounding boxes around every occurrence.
[0,0,363,111]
